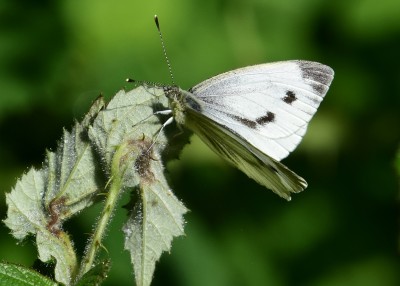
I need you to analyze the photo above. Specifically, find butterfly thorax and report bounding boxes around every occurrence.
[163,86,203,126]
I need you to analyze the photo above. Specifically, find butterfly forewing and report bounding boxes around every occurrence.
[188,60,334,161]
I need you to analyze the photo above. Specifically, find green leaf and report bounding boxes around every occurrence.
[0,262,58,286]
[89,86,189,286]
[123,160,188,286]
[5,86,190,286]
[4,97,105,285]
[74,260,110,286]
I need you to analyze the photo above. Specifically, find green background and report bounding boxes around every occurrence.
[1,0,399,285]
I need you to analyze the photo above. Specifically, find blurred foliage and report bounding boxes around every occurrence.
[0,0,399,286]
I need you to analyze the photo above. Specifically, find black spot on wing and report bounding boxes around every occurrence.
[256,111,275,125]
[311,83,327,95]
[283,90,297,104]
[228,111,274,130]
[231,115,257,129]
[298,61,333,85]
[297,61,334,95]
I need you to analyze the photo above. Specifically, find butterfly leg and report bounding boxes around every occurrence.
[154,110,173,116]
[146,115,175,153]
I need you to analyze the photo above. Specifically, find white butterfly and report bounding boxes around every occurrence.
[162,60,334,200]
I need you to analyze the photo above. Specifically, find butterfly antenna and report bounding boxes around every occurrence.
[154,15,175,85]
[128,16,176,154]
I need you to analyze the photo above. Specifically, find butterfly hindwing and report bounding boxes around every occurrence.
[185,108,307,200]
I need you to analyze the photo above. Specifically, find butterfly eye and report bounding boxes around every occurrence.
[163,86,178,99]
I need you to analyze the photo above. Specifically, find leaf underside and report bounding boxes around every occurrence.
[5,86,190,286]
[89,86,189,286]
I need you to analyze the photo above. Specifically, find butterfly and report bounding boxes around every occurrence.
[162,60,334,200]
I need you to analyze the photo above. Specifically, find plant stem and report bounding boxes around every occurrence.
[77,153,124,280]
